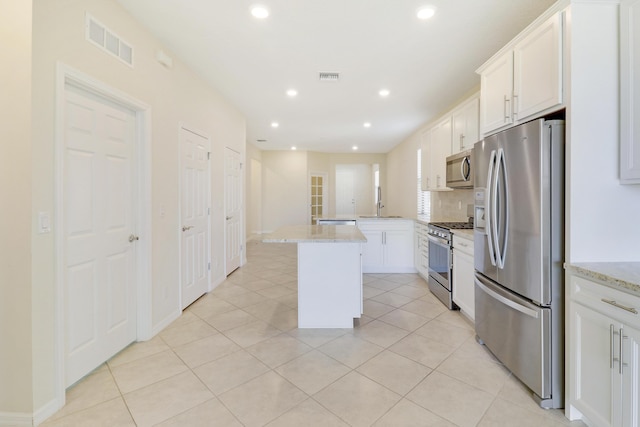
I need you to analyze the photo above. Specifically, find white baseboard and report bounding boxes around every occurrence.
[0,412,32,427]
[150,309,181,338]
[33,398,60,426]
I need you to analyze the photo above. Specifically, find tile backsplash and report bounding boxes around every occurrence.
[431,189,474,222]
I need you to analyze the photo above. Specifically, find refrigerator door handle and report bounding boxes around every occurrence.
[475,276,539,318]
[494,148,508,269]
[486,150,497,266]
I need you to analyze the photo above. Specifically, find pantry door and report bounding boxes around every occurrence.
[180,127,211,309]
[309,172,328,225]
[225,147,242,275]
[63,84,138,387]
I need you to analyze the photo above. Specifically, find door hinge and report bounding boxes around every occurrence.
[208,262,211,271]
[208,207,210,215]
[240,162,243,169]
[240,244,244,251]
[207,152,211,160]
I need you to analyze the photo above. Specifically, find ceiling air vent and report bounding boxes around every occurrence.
[319,72,340,82]
[85,14,134,67]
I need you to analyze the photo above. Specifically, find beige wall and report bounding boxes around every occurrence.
[387,131,420,218]
[0,0,33,415]
[30,0,245,415]
[254,150,387,233]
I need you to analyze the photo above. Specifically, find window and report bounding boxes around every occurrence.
[417,148,430,219]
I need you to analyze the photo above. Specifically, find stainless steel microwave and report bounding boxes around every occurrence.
[446,149,473,189]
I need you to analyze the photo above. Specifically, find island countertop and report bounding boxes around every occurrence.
[262,224,367,243]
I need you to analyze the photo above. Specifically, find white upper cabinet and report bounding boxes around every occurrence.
[513,12,563,122]
[480,50,514,134]
[420,128,432,191]
[452,95,480,153]
[420,92,478,191]
[621,0,640,184]
[479,12,563,135]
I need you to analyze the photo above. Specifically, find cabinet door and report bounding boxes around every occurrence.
[480,50,513,135]
[621,325,640,427]
[452,97,480,153]
[513,13,563,122]
[452,248,474,320]
[384,228,414,270]
[360,228,384,270]
[431,117,452,189]
[569,302,616,427]
[421,129,432,190]
[621,0,640,183]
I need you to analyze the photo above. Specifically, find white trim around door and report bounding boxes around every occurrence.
[53,62,152,413]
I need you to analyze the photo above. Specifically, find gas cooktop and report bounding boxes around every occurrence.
[428,221,474,230]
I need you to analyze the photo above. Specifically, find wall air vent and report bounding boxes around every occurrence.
[85,14,134,67]
[319,72,340,82]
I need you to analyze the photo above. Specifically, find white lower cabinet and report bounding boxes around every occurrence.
[452,234,474,320]
[568,275,640,426]
[414,222,429,279]
[358,219,415,273]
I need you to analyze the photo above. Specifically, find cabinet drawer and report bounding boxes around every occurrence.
[453,234,474,256]
[570,275,640,329]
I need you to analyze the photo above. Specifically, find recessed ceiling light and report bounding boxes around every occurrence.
[364,122,372,128]
[379,89,390,97]
[286,89,298,97]
[291,146,297,150]
[251,5,269,19]
[417,6,436,20]
[352,146,359,151]
[271,122,279,128]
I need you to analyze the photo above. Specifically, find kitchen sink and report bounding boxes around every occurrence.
[358,215,403,218]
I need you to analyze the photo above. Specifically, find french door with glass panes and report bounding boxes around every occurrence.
[310,172,328,225]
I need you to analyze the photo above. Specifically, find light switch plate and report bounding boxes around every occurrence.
[38,211,51,234]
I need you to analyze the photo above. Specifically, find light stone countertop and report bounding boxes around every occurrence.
[262,225,367,243]
[565,262,640,296]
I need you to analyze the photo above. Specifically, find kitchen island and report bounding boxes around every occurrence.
[263,225,366,328]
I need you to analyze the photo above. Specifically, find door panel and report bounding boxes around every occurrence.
[64,85,137,387]
[225,148,242,275]
[180,128,210,308]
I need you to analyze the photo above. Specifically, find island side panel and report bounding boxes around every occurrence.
[297,242,362,328]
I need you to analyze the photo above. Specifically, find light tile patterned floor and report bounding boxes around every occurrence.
[42,241,586,427]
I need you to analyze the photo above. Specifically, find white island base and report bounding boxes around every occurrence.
[298,242,362,328]
[263,225,365,328]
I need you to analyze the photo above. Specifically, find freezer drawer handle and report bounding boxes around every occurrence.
[601,298,638,314]
[475,278,539,318]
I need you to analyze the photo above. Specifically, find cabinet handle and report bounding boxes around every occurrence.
[504,95,510,121]
[460,134,464,150]
[512,94,519,118]
[620,327,624,374]
[436,175,441,187]
[601,298,638,314]
[610,324,615,369]
[620,328,629,374]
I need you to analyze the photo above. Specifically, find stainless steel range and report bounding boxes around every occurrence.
[427,221,473,309]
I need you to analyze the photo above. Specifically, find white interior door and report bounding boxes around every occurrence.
[335,168,355,216]
[180,127,210,309]
[309,172,328,225]
[225,147,242,275]
[64,84,137,387]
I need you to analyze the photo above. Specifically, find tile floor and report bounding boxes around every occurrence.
[42,241,587,427]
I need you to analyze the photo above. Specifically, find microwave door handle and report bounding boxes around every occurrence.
[486,150,497,266]
[461,156,471,181]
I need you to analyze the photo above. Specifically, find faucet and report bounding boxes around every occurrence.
[376,186,384,217]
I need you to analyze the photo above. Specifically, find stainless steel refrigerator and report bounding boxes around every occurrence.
[473,118,564,409]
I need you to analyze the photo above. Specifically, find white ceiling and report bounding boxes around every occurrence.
[117,0,557,153]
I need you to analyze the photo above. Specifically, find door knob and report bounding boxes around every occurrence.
[128,234,139,242]
[182,226,194,232]
[226,216,232,220]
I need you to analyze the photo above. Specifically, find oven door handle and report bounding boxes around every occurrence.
[427,234,449,247]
